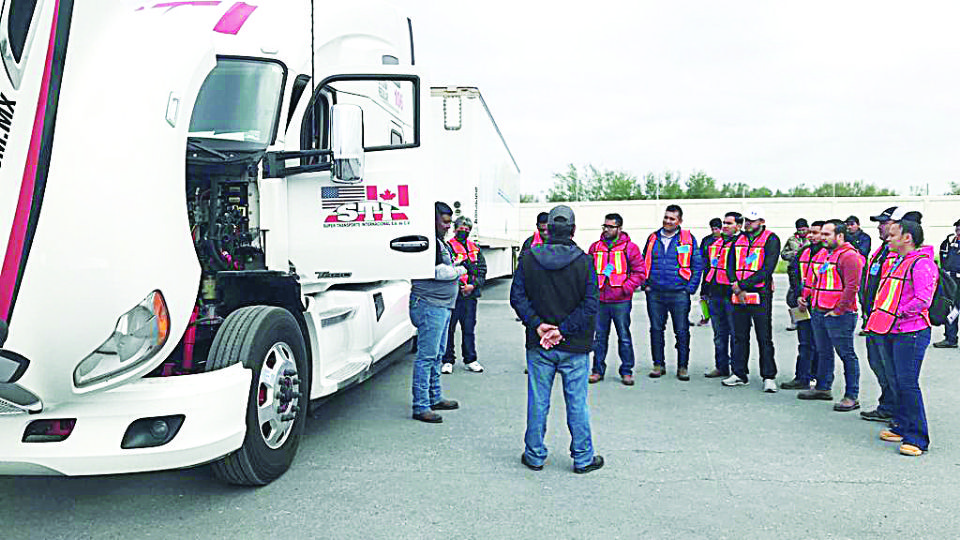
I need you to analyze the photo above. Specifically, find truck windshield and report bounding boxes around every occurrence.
[189,59,284,145]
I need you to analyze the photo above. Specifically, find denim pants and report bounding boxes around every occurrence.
[794,318,818,383]
[645,290,691,368]
[877,328,932,450]
[591,301,636,377]
[731,301,776,381]
[524,348,595,469]
[945,317,958,344]
[708,293,735,375]
[409,295,451,413]
[866,333,897,416]
[443,295,478,364]
[810,311,860,399]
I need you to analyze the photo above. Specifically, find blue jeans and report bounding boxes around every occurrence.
[646,290,691,368]
[524,348,595,469]
[409,295,451,413]
[945,316,958,344]
[794,318,818,383]
[591,301,635,377]
[866,333,897,416]
[708,294,735,375]
[811,311,860,399]
[443,295,478,364]
[877,329,932,450]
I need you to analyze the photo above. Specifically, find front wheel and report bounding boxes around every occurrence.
[205,305,309,486]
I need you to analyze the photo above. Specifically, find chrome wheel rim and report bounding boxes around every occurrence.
[256,342,300,449]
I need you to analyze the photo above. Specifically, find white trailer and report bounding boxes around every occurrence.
[0,1,516,485]
[428,87,521,278]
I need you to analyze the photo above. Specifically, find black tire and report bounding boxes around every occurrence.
[205,305,309,486]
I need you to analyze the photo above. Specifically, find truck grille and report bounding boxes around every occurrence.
[0,400,25,415]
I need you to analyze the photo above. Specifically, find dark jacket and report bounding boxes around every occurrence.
[787,243,822,308]
[448,237,487,298]
[725,228,781,295]
[940,234,960,274]
[700,234,736,298]
[848,230,872,259]
[860,242,890,318]
[510,239,598,353]
[642,228,704,295]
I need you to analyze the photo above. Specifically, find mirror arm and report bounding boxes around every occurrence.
[262,149,333,178]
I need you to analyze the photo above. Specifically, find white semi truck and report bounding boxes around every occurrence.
[0,1,518,485]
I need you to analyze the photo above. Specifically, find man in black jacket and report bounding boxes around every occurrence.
[933,218,960,348]
[510,205,603,474]
[781,221,824,390]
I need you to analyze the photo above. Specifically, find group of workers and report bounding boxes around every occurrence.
[408,200,955,473]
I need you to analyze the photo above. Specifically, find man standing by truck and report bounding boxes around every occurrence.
[409,202,466,423]
[798,220,864,411]
[442,217,487,374]
[722,208,781,392]
[587,213,645,385]
[702,212,742,378]
[511,205,603,474]
[933,218,960,349]
[642,205,704,381]
[520,212,549,257]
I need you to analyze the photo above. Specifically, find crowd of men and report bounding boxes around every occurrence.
[408,200,956,472]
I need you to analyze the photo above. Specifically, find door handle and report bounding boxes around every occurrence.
[390,235,429,252]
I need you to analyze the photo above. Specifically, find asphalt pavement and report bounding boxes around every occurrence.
[1,275,959,539]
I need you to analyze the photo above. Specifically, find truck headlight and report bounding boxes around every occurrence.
[74,291,171,388]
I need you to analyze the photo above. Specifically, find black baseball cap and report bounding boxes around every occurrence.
[869,207,898,222]
[547,205,575,226]
[845,215,860,224]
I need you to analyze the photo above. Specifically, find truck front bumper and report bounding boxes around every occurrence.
[0,363,250,476]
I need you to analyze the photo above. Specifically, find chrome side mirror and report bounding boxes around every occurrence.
[331,104,364,183]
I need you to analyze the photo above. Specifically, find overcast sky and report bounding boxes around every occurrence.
[396,0,960,198]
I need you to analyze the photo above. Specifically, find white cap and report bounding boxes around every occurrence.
[743,208,765,221]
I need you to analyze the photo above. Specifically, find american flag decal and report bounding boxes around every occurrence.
[321,186,367,209]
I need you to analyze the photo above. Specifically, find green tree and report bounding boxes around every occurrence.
[519,193,538,203]
[685,170,721,199]
[947,181,960,195]
[546,164,588,202]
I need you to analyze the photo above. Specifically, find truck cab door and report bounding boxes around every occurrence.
[277,70,434,285]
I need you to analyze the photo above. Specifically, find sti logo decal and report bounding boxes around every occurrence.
[321,185,410,228]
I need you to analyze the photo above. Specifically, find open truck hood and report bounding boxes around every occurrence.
[0,3,214,405]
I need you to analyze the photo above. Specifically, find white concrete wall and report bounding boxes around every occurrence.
[520,196,960,251]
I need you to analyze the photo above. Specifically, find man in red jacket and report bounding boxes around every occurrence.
[587,213,646,385]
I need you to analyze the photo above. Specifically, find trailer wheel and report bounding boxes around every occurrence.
[205,305,309,486]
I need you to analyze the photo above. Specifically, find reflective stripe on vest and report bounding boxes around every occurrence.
[449,239,479,285]
[733,229,773,286]
[643,230,694,282]
[865,253,930,334]
[704,236,732,285]
[592,241,629,288]
[810,243,856,310]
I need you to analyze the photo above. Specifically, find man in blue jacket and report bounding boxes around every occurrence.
[641,204,705,381]
[510,205,604,474]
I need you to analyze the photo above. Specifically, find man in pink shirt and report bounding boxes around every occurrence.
[866,218,938,456]
[798,219,864,411]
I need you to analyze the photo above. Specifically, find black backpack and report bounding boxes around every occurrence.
[930,267,959,326]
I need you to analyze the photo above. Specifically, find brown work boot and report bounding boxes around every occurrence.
[588,373,604,384]
[676,368,690,381]
[412,411,443,423]
[648,365,665,378]
[621,374,635,386]
[797,389,833,401]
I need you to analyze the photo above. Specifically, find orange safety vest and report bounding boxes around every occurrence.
[810,243,857,310]
[799,246,817,289]
[591,240,630,289]
[704,236,733,285]
[449,238,479,285]
[865,253,931,334]
[732,229,773,287]
[643,229,694,282]
[531,230,544,247]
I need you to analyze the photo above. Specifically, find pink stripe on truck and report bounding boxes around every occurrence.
[213,2,257,34]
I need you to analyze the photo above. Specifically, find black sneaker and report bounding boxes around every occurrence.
[521,454,543,471]
[780,378,809,390]
[430,399,459,411]
[574,455,605,474]
[933,340,958,349]
[860,409,893,422]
